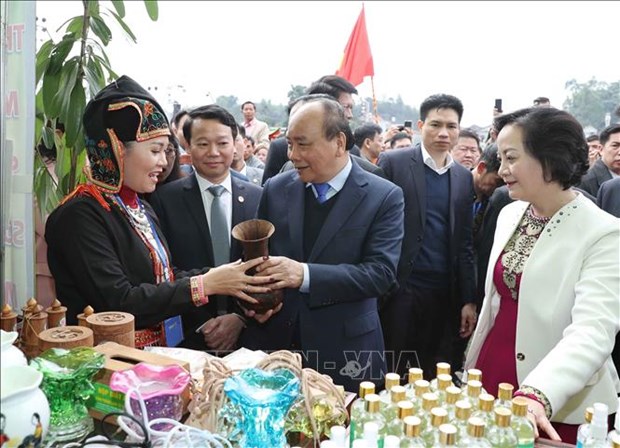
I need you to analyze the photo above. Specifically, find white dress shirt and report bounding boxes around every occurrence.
[420,142,454,175]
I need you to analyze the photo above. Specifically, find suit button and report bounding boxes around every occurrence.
[516,353,525,361]
[416,236,422,242]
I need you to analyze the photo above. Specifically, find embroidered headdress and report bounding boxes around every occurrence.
[63,75,170,208]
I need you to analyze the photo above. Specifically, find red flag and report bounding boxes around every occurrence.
[336,5,374,86]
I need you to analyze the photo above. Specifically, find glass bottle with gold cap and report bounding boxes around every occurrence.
[422,407,449,447]
[416,392,440,433]
[435,373,454,404]
[510,397,535,448]
[454,400,474,440]
[401,415,426,448]
[438,423,458,447]
[382,385,407,422]
[461,380,483,409]
[443,385,462,421]
[404,367,424,400]
[410,379,430,414]
[576,406,593,448]
[487,407,518,448]
[349,381,376,446]
[457,417,492,447]
[472,394,496,428]
[351,394,386,446]
[495,383,514,410]
[385,400,414,437]
[430,362,453,392]
[464,368,487,395]
[379,373,402,407]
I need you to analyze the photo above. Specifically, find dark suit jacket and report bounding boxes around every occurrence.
[597,177,620,217]
[148,174,262,348]
[377,144,476,302]
[579,159,613,197]
[241,162,404,391]
[280,154,386,179]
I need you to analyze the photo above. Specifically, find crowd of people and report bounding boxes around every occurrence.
[42,74,619,444]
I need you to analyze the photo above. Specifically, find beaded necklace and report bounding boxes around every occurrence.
[108,193,174,284]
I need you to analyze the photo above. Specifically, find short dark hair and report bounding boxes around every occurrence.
[172,109,189,128]
[354,122,383,148]
[586,134,600,143]
[183,104,238,143]
[288,94,353,151]
[241,101,255,110]
[419,94,464,123]
[246,135,255,146]
[600,124,620,146]
[389,132,412,148]
[494,107,588,189]
[306,75,358,99]
[479,143,500,173]
[533,96,550,106]
[236,123,246,139]
[459,128,481,148]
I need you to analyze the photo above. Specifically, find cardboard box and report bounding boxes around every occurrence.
[87,342,191,424]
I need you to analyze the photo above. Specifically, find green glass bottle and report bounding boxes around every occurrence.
[443,385,462,421]
[383,385,407,422]
[430,362,452,392]
[416,392,439,433]
[436,373,453,404]
[461,380,483,409]
[438,423,458,447]
[472,393,496,427]
[487,407,518,448]
[351,394,387,446]
[510,397,535,448]
[379,373,402,407]
[454,400,474,440]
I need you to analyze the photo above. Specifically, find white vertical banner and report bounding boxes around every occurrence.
[1,0,36,308]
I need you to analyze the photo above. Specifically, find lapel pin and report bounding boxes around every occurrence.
[238,196,245,203]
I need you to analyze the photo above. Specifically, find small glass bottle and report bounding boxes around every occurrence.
[401,415,426,448]
[472,394,496,427]
[454,400,474,440]
[584,402,609,448]
[430,362,452,391]
[457,417,492,447]
[404,367,424,400]
[383,385,407,422]
[385,400,414,437]
[576,406,594,448]
[352,394,387,446]
[416,392,439,433]
[462,380,483,409]
[444,386,462,421]
[510,397,535,448]
[422,407,449,447]
[487,407,518,448]
[350,381,376,446]
[438,423,458,447]
[465,368,482,383]
[436,373,453,404]
[410,379,430,414]
[379,373,402,406]
[495,383,514,409]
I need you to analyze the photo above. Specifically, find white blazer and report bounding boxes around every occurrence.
[465,193,620,424]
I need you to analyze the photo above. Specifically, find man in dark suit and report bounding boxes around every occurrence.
[377,94,477,379]
[597,177,620,217]
[149,105,262,351]
[579,123,620,196]
[262,75,361,184]
[241,95,404,392]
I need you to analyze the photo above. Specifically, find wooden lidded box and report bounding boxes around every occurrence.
[86,312,135,347]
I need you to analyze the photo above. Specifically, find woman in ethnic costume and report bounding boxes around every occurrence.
[465,107,619,443]
[45,76,269,348]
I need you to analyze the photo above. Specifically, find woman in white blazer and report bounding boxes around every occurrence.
[465,107,620,444]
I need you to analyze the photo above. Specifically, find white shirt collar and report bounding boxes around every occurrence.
[420,142,454,175]
[195,171,232,194]
[305,156,352,193]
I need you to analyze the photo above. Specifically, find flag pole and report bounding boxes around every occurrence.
[370,76,379,124]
